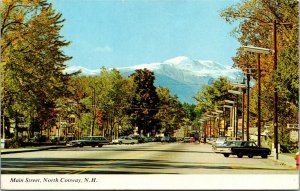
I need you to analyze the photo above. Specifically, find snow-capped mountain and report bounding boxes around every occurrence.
[65,56,241,103]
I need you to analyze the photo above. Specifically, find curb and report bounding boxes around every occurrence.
[1,145,68,155]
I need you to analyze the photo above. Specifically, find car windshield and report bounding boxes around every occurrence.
[82,137,90,140]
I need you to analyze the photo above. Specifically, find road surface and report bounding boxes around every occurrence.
[1,142,297,174]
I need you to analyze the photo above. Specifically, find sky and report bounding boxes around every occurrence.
[50,0,241,70]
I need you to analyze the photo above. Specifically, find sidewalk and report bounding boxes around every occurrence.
[269,152,297,169]
[1,145,68,155]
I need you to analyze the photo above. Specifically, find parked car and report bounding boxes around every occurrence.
[214,140,245,156]
[183,137,190,143]
[69,136,109,147]
[212,136,235,149]
[112,136,138,145]
[154,137,162,142]
[129,135,147,143]
[229,141,271,158]
[207,137,217,144]
[161,136,170,143]
[170,137,177,142]
[146,137,156,142]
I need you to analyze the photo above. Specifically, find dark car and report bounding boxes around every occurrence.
[229,141,271,158]
[161,136,170,143]
[129,135,147,143]
[69,136,109,147]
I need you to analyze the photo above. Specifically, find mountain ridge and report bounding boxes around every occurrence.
[64,56,241,103]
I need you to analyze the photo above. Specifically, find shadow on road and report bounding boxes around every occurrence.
[2,157,293,174]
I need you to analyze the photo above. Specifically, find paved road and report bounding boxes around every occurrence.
[1,142,297,174]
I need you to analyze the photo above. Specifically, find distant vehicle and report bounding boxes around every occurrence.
[228,141,271,158]
[170,137,177,142]
[145,137,155,142]
[69,136,109,147]
[154,137,162,142]
[112,136,138,145]
[129,135,147,143]
[183,137,190,143]
[161,136,170,143]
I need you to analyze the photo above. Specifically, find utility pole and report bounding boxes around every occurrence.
[246,71,250,141]
[257,53,261,147]
[271,20,292,160]
[204,120,207,143]
[242,87,245,141]
[91,86,96,136]
[223,107,226,137]
[273,20,279,160]
[235,95,239,139]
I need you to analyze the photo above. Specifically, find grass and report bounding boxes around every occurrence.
[282,153,296,157]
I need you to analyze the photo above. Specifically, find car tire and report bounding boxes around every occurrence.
[79,144,84,147]
[119,141,122,145]
[223,153,230,157]
[248,154,253,158]
[261,153,268,159]
[131,142,134,145]
[237,153,243,158]
[98,144,103,147]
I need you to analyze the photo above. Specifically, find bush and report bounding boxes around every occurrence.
[7,138,22,148]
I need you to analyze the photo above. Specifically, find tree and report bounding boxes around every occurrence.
[220,0,298,144]
[155,87,186,135]
[130,69,160,135]
[77,68,135,139]
[194,77,234,111]
[1,0,72,142]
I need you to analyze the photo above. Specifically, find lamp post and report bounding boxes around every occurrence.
[225,99,236,137]
[229,83,247,140]
[201,116,210,143]
[215,110,224,136]
[206,114,213,138]
[224,104,233,137]
[228,90,240,139]
[241,46,271,147]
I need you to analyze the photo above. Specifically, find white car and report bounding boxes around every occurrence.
[112,136,138,145]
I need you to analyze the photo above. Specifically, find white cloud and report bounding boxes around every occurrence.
[94,46,113,53]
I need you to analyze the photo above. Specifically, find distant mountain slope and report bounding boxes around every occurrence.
[65,56,241,103]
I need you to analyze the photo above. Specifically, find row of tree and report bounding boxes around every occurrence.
[66,68,199,140]
[1,1,202,146]
[195,0,298,145]
[1,0,74,143]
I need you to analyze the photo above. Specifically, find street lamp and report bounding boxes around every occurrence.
[241,45,271,147]
[228,89,241,139]
[228,85,247,140]
[223,104,234,137]
[225,100,235,104]
[225,98,238,138]
[241,46,271,54]
[215,110,223,113]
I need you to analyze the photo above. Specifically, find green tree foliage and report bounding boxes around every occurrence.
[194,77,234,111]
[155,87,186,135]
[77,68,135,139]
[1,0,72,140]
[130,69,160,135]
[220,0,298,144]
